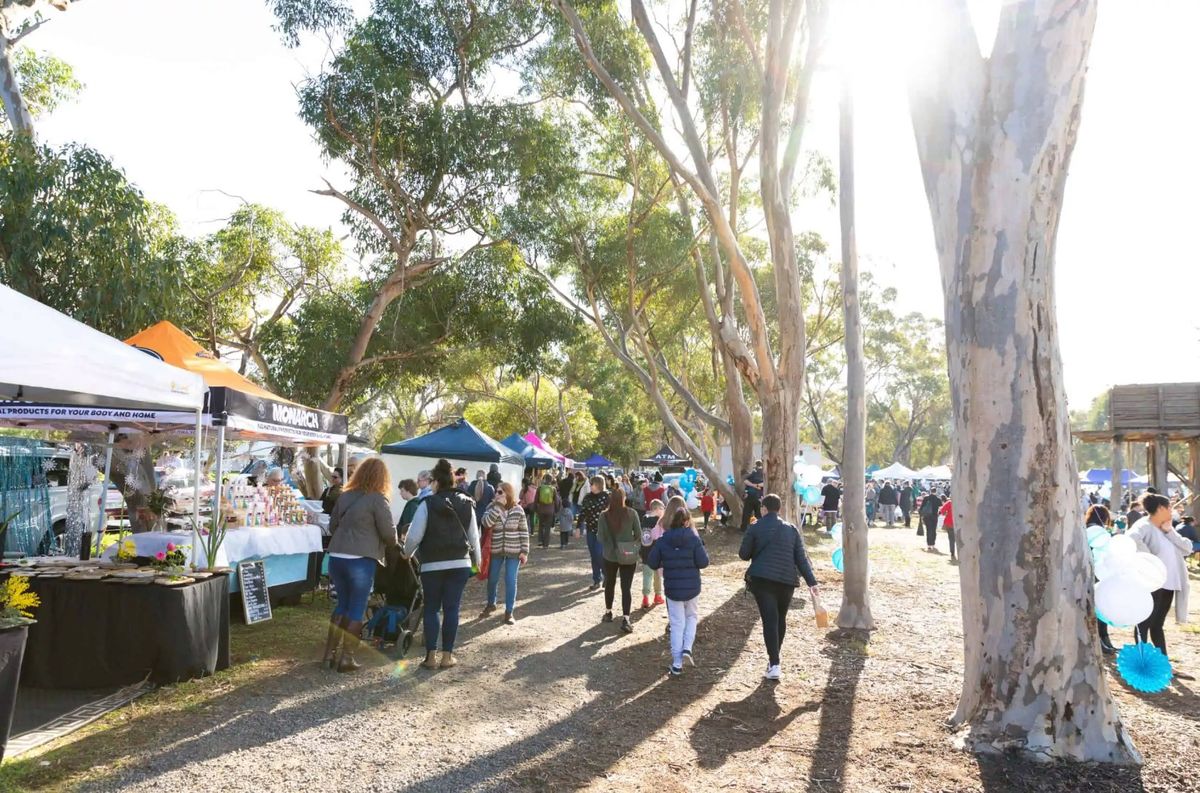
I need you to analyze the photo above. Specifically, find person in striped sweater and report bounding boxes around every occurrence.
[480,482,529,625]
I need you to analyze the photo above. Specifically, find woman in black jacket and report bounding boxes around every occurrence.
[739,494,819,681]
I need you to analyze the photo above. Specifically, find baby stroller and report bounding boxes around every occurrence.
[363,546,422,657]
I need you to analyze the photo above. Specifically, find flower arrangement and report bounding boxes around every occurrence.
[197,513,227,571]
[114,537,139,562]
[0,576,40,628]
[152,542,189,575]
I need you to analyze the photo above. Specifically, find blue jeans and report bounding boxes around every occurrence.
[328,555,376,621]
[586,531,605,585]
[487,556,520,613]
[421,567,471,653]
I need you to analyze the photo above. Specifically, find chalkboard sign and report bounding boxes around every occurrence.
[238,560,273,624]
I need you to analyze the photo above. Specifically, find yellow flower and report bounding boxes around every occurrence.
[1,577,40,619]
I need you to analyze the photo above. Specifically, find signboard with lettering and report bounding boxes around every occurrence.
[210,388,348,444]
[238,560,273,625]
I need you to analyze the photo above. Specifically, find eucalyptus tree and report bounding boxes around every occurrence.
[0,135,186,337]
[909,0,1135,763]
[554,0,827,502]
[0,0,79,136]
[268,0,576,411]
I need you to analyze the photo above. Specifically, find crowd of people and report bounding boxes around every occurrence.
[317,457,821,681]
[317,455,1195,683]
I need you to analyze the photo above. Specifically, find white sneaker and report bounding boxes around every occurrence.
[682,650,695,667]
[765,664,781,681]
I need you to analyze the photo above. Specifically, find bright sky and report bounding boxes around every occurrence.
[30,0,1200,411]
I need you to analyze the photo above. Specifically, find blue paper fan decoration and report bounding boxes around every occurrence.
[1116,642,1173,693]
[831,547,844,573]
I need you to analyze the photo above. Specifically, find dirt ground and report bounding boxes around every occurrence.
[10,522,1200,792]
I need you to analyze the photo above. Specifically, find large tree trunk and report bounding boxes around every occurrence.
[760,392,796,518]
[0,36,34,136]
[835,74,873,631]
[910,0,1136,763]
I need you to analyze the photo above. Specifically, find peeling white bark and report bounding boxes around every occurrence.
[0,34,34,136]
[909,0,1137,763]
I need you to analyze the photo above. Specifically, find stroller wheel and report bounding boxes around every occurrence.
[400,631,414,656]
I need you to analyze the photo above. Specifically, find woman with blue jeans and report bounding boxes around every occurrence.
[324,458,398,673]
[576,476,609,591]
[404,458,481,670]
[480,482,529,624]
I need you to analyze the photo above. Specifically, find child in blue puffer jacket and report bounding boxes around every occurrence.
[647,509,710,677]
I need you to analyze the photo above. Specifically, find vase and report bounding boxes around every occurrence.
[0,624,29,762]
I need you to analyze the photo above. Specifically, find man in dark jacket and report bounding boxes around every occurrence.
[898,481,913,528]
[738,494,819,681]
[919,490,942,549]
[740,461,766,532]
[648,511,709,676]
[877,481,898,527]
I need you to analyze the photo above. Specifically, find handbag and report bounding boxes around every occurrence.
[615,511,640,566]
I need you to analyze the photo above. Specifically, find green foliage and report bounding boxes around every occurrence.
[258,241,578,411]
[0,134,186,337]
[801,268,951,468]
[10,48,82,121]
[464,379,598,456]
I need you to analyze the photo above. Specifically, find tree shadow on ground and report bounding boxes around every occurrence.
[407,587,761,792]
[689,680,819,770]
[804,628,869,793]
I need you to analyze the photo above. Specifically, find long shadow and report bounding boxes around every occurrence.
[690,680,819,769]
[805,629,868,793]
[405,587,761,792]
[63,583,753,791]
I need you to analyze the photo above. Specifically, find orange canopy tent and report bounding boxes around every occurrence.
[125,322,348,446]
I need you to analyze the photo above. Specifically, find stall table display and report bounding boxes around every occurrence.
[1,562,229,689]
[104,524,323,601]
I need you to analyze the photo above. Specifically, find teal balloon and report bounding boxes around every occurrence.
[792,480,804,495]
[803,485,822,504]
[831,547,844,573]
[727,475,735,486]
[830,522,843,544]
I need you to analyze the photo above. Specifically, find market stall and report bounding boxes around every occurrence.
[381,420,524,525]
[522,432,574,468]
[121,322,348,602]
[638,444,693,473]
[499,432,557,469]
[0,286,224,704]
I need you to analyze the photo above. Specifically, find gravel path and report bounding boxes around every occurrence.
[70,525,1200,793]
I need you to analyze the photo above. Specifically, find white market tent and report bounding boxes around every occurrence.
[916,464,952,480]
[0,285,208,548]
[0,285,205,412]
[871,462,921,481]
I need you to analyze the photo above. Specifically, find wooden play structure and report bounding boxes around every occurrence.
[1073,382,1200,512]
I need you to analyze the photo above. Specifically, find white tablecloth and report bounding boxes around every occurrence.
[103,524,323,568]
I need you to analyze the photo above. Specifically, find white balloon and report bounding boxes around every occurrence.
[1094,550,1128,581]
[1095,574,1154,628]
[1127,552,1168,591]
[1106,534,1137,559]
[792,462,805,476]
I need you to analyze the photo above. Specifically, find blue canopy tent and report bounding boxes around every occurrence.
[383,419,524,465]
[380,420,526,524]
[581,453,615,468]
[498,432,557,469]
[1081,468,1140,485]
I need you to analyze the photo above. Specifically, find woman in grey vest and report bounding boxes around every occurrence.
[404,458,481,670]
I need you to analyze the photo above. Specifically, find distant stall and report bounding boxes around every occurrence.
[381,420,525,524]
[499,432,557,470]
[639,445,693,473]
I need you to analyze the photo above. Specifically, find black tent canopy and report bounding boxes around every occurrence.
[638,444,692,471]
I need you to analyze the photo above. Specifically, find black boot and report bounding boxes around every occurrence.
[320,618,342,670]
[337,621,364,672]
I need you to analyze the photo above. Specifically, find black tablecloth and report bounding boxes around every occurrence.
[11,574,230,689]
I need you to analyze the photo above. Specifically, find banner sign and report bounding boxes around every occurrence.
[210,388,348,444]
[0,403,197,427]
